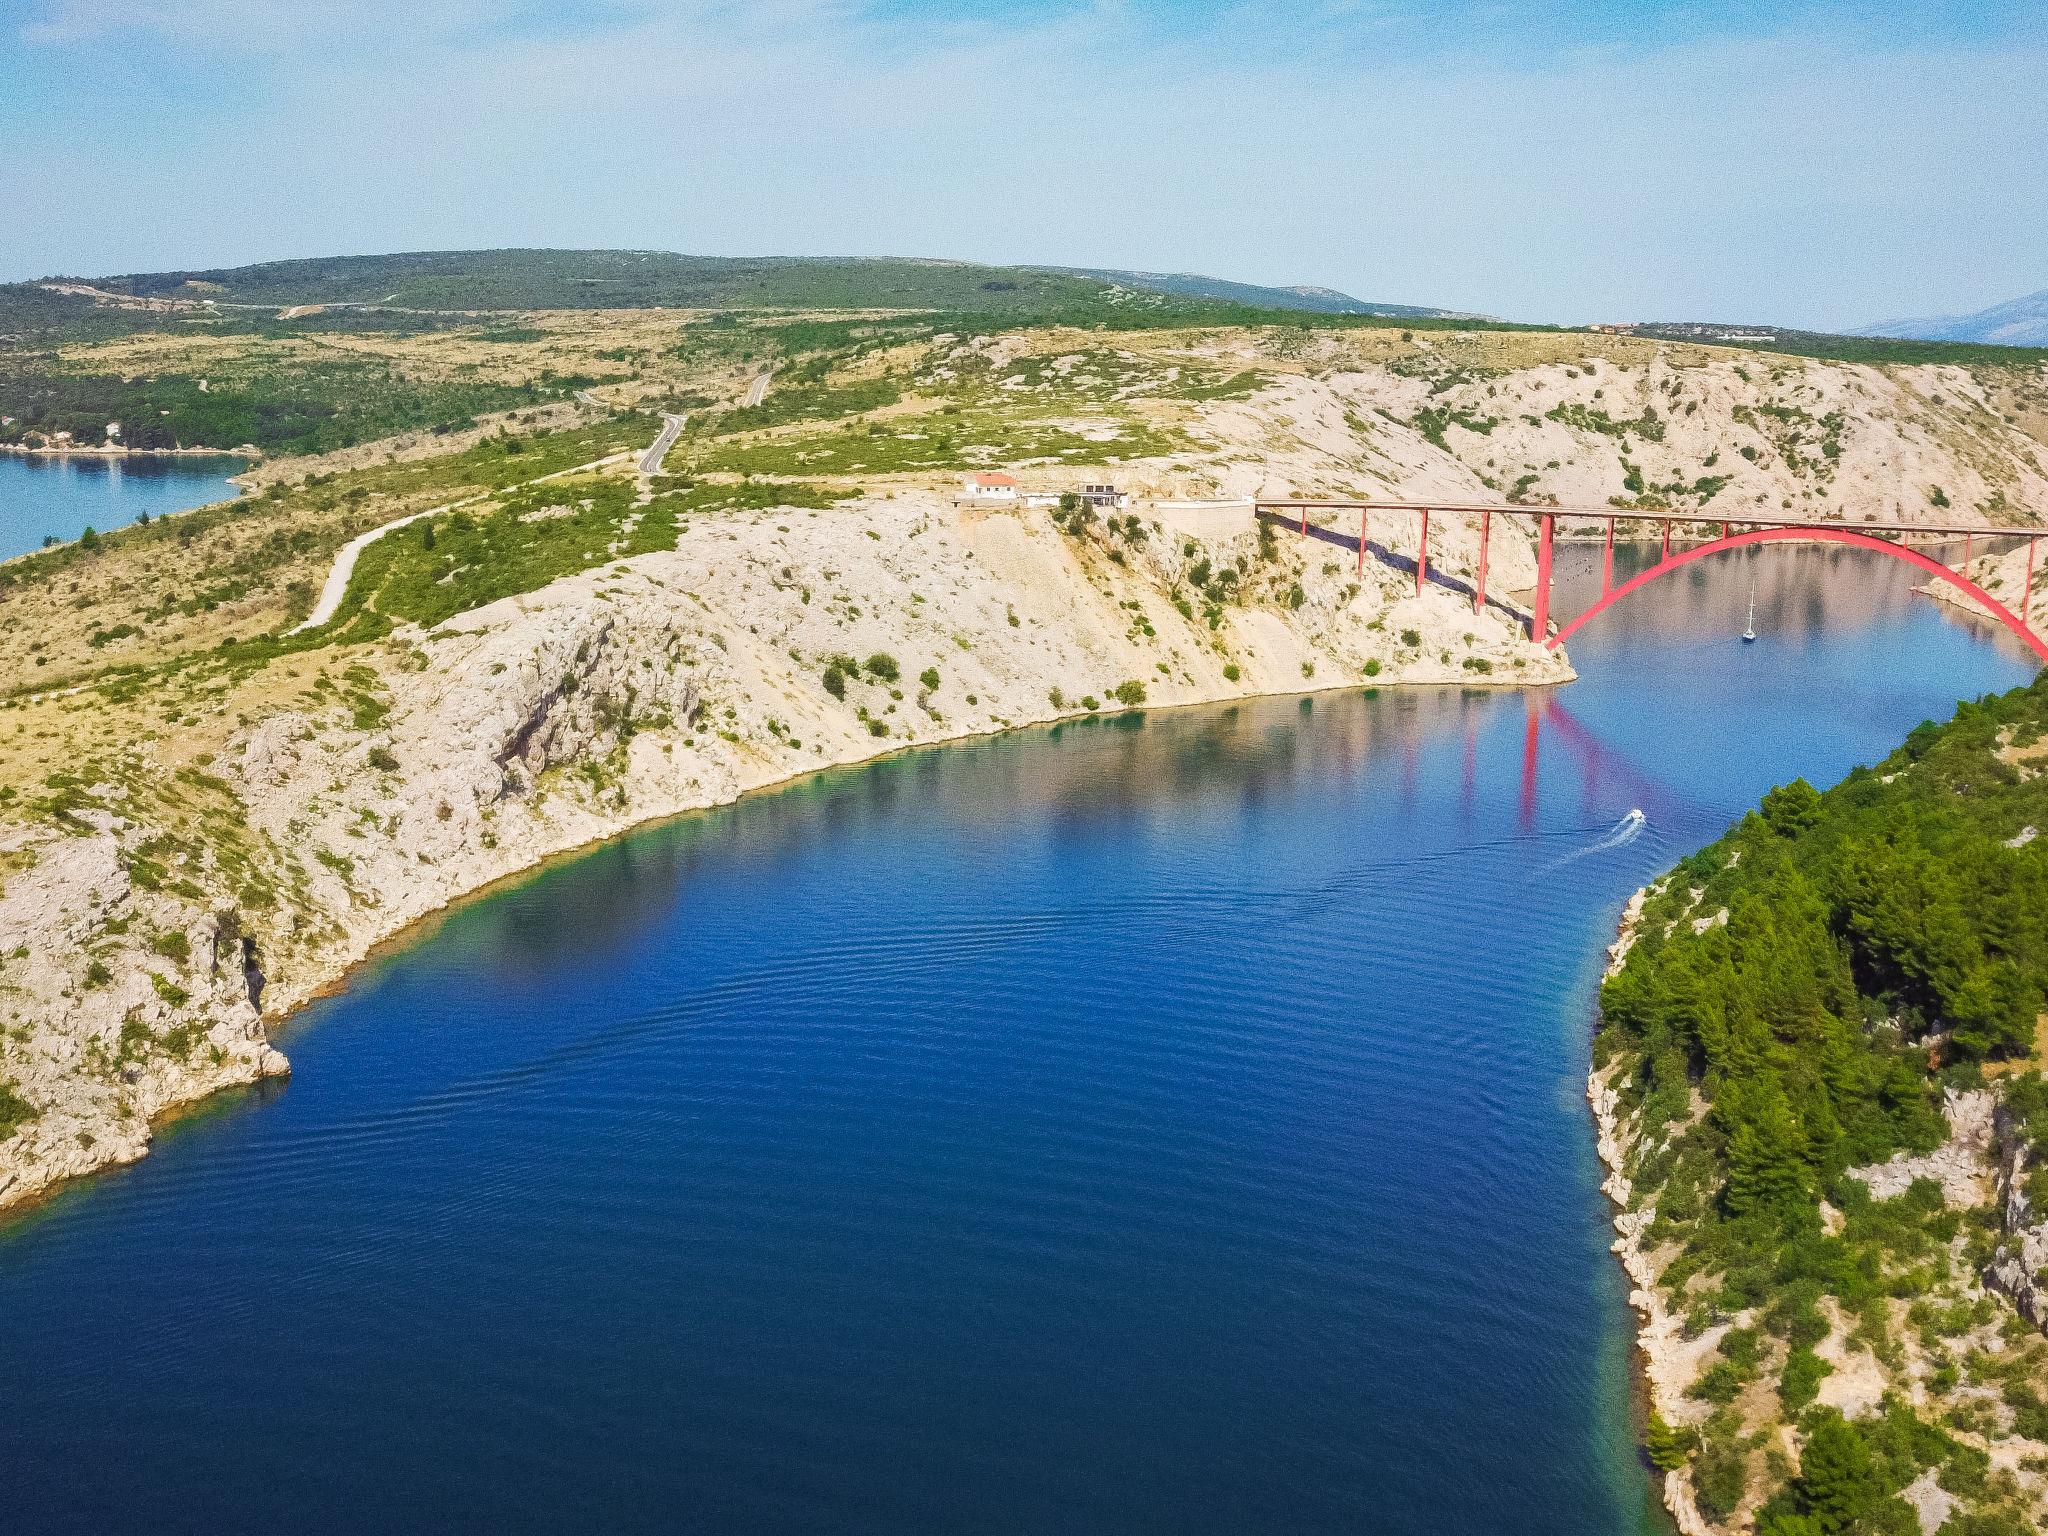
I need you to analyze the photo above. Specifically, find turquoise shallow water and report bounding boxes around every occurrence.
[0,452,246,561]
[0,540,2034,1534]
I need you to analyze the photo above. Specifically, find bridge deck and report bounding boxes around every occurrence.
[1253,496,2046,662]
[1253,499,2031,541]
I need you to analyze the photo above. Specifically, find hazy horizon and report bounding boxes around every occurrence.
[5,0,2046,331]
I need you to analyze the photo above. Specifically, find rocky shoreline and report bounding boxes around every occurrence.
[0,490,1570,1216]
[1589,883,1715,1536]
[0,443,256,461]
[1590,876,2048,1535]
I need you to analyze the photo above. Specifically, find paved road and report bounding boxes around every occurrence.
[289,448,639,634]
[639,412,689,475]
[742,371,773,408]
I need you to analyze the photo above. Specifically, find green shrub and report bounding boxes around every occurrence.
[1363,658,1381,677]
[919,667,940,692]
[1779,1347,1831,1412]
[822,664,846,699]
[1645,1411,1694,1471]
[1111,679,1147,707]
[1689,1357,1751,1405]
[865,653,900,683]
[84,958,112,988]
[366,746,399,772]
[150,930,191,963]
[1222,663,1241,682]
[0,1080,36,1141]
[1399,628,1421,648]
[1693,1438,1748,1522]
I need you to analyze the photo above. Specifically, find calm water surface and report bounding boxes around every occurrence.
[0,541,2035,1534]
[0,453,246,561]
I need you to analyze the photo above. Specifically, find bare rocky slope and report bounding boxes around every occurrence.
[6,309,2048,1214]
[0,484,1559,1211]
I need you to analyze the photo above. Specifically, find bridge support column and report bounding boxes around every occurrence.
[1531,514,1555,642]
[1602,518,1616,595]
[1660,522,1670,561]
[1474,510,1491,613]
[1300,506,1307,535]
[1416,509,1429,596]
[2028,539,2039,626]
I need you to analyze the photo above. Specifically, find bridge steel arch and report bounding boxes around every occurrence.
[1546,525,2048,665]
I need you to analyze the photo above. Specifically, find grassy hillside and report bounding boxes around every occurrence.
[37,252,2048,371]
[1040,266,1458,317]
[76,251,1132,315]
[1599,678,2048,1533]
[69,248,1478,324]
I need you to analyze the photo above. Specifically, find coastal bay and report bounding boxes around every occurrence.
[1,540,2033,1532]
[0,451,245,560]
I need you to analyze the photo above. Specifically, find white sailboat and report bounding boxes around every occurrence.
[1742,586,1758,643]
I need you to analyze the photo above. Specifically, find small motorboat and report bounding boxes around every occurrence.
[1742,587,1758,643]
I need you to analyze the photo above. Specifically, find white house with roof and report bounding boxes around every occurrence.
[961,471,1018,502]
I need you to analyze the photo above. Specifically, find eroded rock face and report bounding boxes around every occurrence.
[1990,1102,2048,1332]
[0,494,1570,1212]
[0,826,286,1212]
[1847,1087,1998,1207]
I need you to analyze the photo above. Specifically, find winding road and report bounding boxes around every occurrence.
[639,412,689,475]
[288,447,638,634]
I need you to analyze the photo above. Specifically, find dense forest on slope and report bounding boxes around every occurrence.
[1599,677,2048,1534]
[80,250,1116,314]
[69,249,1462,322]
[0,359,563,455]
[47,251,2048,366]
[1039,265,1454,317]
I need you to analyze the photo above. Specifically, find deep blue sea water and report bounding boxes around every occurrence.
[0,453,246,561]
[0,540,2035,1534]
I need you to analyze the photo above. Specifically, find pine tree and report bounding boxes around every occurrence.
[1796,1411,1880,1534]
[1644,1411,1691,1471]
[1725,1088,1807,1215]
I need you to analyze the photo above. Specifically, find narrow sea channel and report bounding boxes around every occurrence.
[0,541,2034,1534]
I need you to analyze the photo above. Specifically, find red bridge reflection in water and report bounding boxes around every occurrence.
[1257,500,2048,665]
[1258,498,2048,830]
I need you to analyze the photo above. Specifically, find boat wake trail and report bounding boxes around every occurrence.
[1540,808,1647,870]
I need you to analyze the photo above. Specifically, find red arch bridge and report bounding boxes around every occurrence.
[1252,500,2048,665]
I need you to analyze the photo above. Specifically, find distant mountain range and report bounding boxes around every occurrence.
[1852,288,2048,348]
[59,249,1457,321]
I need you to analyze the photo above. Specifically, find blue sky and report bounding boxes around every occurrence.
[4,0,2044,329]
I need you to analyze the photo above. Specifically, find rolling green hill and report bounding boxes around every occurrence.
[76,250,1144,315]
[68,249,1460,323]
[1038,266,1460,317]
